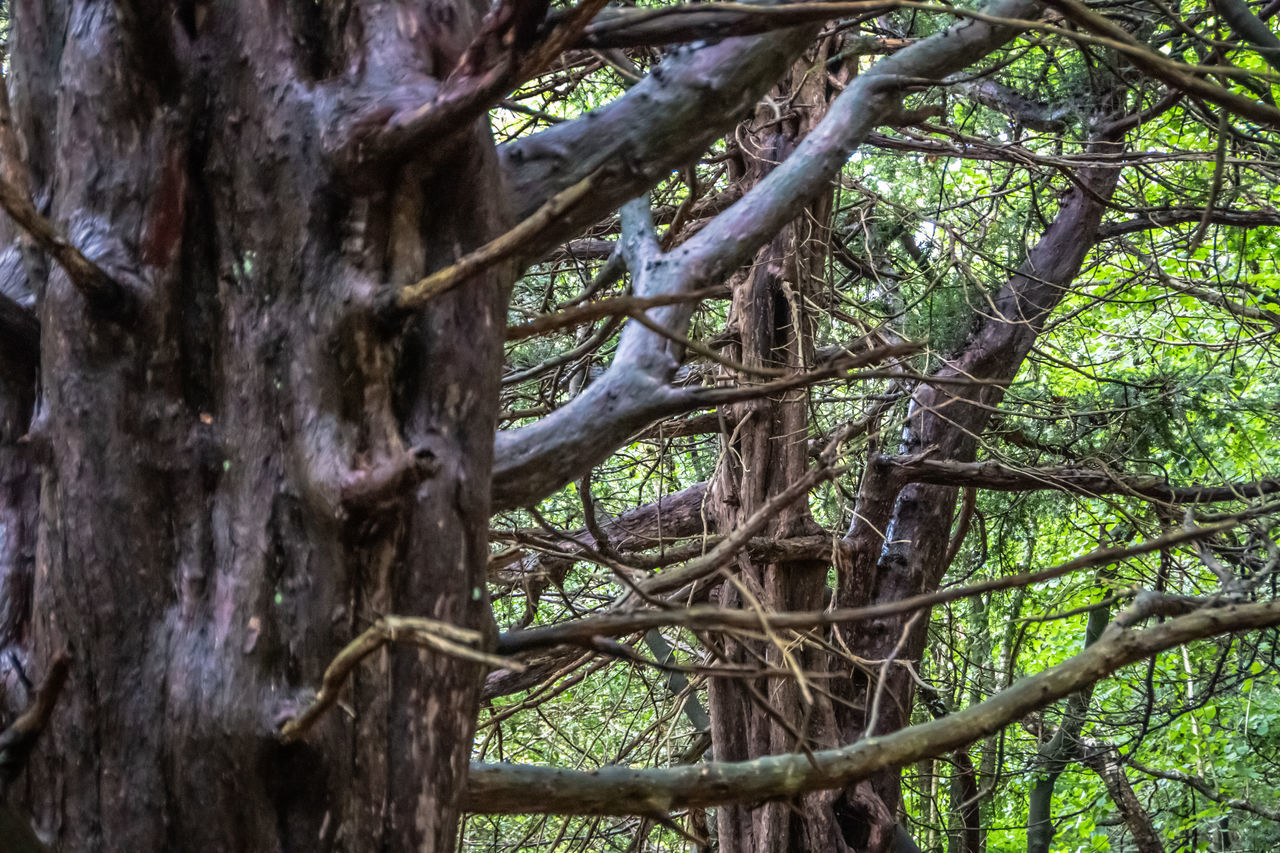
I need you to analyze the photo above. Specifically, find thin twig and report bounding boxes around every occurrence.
[384,173,598,317]
[279,617,524,743]
[0,651,71,792]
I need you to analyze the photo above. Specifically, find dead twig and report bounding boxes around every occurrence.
[279,617,524,743]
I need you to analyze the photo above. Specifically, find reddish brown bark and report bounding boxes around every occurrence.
[705,46,858,851]
[5,2,506,849]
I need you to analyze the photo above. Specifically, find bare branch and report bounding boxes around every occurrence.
[883,457,1280,504]
[1130,761,1280,822]
[1098,208,1280,240]
[571,1,896,48]
[499,25,819,257]
[1040,0,1280,129]
[278,617,523,744]
[0,175,139,321]
[506,288,725,342]
[948,78,1072,132]
[467,598,1280,815]
[380,174,598,320]
[1214,0,1280,75]
[0,652,70,792]
[496,519,1237,653]
[1080,741,1164,853]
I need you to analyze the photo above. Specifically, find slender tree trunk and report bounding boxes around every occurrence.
[706,45,849,851]
[5,3,507,849]
[1027,600,1112,853]
[1080,740,1163,853]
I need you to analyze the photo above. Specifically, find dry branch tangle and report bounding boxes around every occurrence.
[467,599,1280,814]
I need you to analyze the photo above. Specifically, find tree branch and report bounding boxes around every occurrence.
[1040,0,1280,129]
[467,599,1280,815]
[496,519,1236,653]
[1214,0,1280,75]
[327,0,608,177]
[1080,741,1164,853]
[278,616,523,743]
[499,25,818,258]
[506,288,725,342]
[1098,207,1280,239]
[883,457,1280,504]
[378,173,598,320]
[0,175,140,321]
[948,78,1073,132]
[1130,760,1280,822]
[570,1,898,48]
[493,0,1040,508]
[0,652,70,792]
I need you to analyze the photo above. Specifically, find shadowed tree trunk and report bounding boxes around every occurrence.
[696,71,1124,846]
[705,46,846,851]
[7,2,508,849]
[0,0,863,847]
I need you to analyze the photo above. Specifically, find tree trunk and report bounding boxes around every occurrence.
[706,45,855,851]
[5,2,507,849]
[1027,600,1112,853]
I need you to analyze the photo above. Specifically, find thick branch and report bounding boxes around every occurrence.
[499,25,818,258]
[494,0,1038,508]
[1214,0,1280,75]
[948,78,1072,131]
[571,2,899,48]
[884,457,1280,504]
[467,599,1280,814]
[0,652,70,791]
[1098,207,1280,239]
[328,0,607,176]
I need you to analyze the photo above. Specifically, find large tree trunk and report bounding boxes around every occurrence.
[5,2,506,849]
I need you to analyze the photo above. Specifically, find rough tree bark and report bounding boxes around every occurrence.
[0,0,1224,850]
[7,1,512,849]
[0,1,852,849]
[704,46,844,851]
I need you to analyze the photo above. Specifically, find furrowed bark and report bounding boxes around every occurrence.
[702,52,839,850]
[1081,741,1164,853]
[10,2,506,850]
[0,287,37,388]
